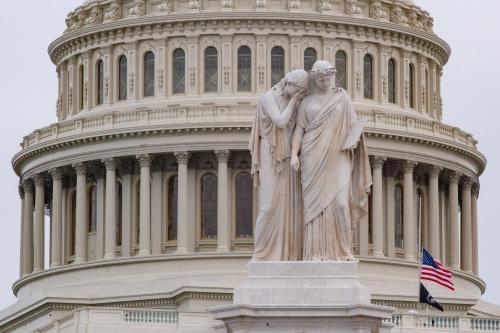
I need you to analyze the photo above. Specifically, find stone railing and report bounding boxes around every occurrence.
[386,314,500,332]
[18,105,477,152]
[36,307,178,332]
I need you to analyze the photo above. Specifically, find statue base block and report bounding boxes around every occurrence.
[210,261,394,333]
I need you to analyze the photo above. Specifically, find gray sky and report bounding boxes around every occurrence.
[0,0,498,310]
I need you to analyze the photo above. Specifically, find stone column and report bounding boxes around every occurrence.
[95,169,105,259]
[73,163,88,264]
[439,182,448,264]
[137,154,152,256]
[175,152,191,254]
[403,161,417,261]
[103,159,118,259]
[216,150,231,252]
[385,162,397,258]
[119,161,133,257]
[50,168,64,268]
[22,180,34,275]
[461,177,473,272]
[33,174,46,272]
[18,185,25,277]
[371,156,386,257]
[151,158,164,256]
[471,183,479,275]
[428,166,442,259]
[448,171,461,269]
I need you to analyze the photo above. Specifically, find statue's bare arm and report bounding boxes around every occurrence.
[290,126,304,171]
[263,91,306,129]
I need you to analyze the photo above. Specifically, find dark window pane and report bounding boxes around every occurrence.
[96,60,104,105]
[173,48,185,94]
[116,182,122,246]
[88,186,97,233]
[238,46,252,92]
[202,173,218,239]
[271,46,285,86]
[364,54,373,99]
[204,47,218,93]
[235,173,253,238]
[395,185,403,248]
[335,50,347,90]
[168,175,178,241]
[304,47,317,72]
[409,64,415,109]
[388,59,396,104]
[79,65,84,110]
[144,51,155,97]
[119,55,128,101]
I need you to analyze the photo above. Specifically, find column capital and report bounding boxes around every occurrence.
[370,156,386,170]
[18,184,24,199]
[22,179,34,193]
[175,151,191,165]
[427,165,443,179]
[215,150,231,163]
[472,182,480,197]
[448,170,462,184]
[32,174,46,187]
[102,158,119,171]
[402,160,418,174]
[461,176,474,190]
[73,162,88,175]
[137,154,153,167]
[49,168,64,181]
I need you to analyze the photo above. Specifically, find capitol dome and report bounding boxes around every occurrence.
[1,0,498,332]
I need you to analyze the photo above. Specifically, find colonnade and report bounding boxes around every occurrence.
[18,153,479,278]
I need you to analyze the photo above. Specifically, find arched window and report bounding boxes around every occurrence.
[143,51,155,97]
[335,50,347,90]
[173,48,186,94]
[168,175,178,241]
[304,47,317,72]
[96,60,104,105]
[237,46,252,92]
[79,65,84,110]
[88,185,97,233]
[409,63,415,109]
[201,173,218,239]
[204,47,218,93]
[388,59,396,104]
[235,172,253,238]
[271,46,285,86]
[116,182,122,246]
[395,185,404,248]
[363,54,374,99]
[118,55,128,101]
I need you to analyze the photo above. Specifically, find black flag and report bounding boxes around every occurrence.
[419,283,444,312]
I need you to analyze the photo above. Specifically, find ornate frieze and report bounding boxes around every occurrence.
[256,0,266,8]
[158,1,172,13]
[189,0,201,10]
[84,6,103,26]
[318,0,332,12]
[345,0,361,16]
[391,6,408,25]
[369,1,387,20]
[129,0,146,17]
[222,0,233,9]
[103,2,122,22]
[288,0,301,10]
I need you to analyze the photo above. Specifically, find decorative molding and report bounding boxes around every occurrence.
[402,160,417,173]
[137,154,153,167]
[49,168,64,181]
[175,151,191,165]
[102,158,119,170]
[427,165,442,178]
[73,162,88,175]
[370,156,386,170]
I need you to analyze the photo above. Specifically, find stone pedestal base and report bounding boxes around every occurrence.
[210,261,394,333]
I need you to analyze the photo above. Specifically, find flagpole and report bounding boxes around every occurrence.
[417,201,423,311]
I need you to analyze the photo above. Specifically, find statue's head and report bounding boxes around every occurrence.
[310,60,336,91]
[278,69,310,98]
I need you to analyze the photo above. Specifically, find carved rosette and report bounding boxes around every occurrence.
[427,165,443,179]
[345,0,361,16]
[137,154,153,168]
[175,152,192,165]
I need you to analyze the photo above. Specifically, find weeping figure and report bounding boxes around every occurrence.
[249,69,309,261]
[291,60,372,261]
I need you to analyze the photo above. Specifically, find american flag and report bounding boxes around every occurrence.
[421,249,455,291]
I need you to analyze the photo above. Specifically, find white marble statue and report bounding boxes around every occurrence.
[291,60,372,261]
[249,69,309,261]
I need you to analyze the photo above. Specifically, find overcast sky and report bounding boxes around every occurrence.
[0,0,498,310]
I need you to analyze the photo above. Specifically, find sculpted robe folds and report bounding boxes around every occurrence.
[249,91,303,261]
[297,88,372,261]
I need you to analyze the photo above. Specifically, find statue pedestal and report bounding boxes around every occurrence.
[210,261,394,333]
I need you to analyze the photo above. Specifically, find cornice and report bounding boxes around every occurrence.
[48,12,450,66]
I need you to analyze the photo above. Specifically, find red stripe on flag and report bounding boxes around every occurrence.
[421,270,454,286]
[422,276,455,291]
[422,265,452,278]
[436,262,452,274]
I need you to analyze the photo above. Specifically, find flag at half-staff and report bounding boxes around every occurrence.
[421,248,455,291]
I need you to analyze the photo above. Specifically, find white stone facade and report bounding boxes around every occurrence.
[1,0,499,332]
